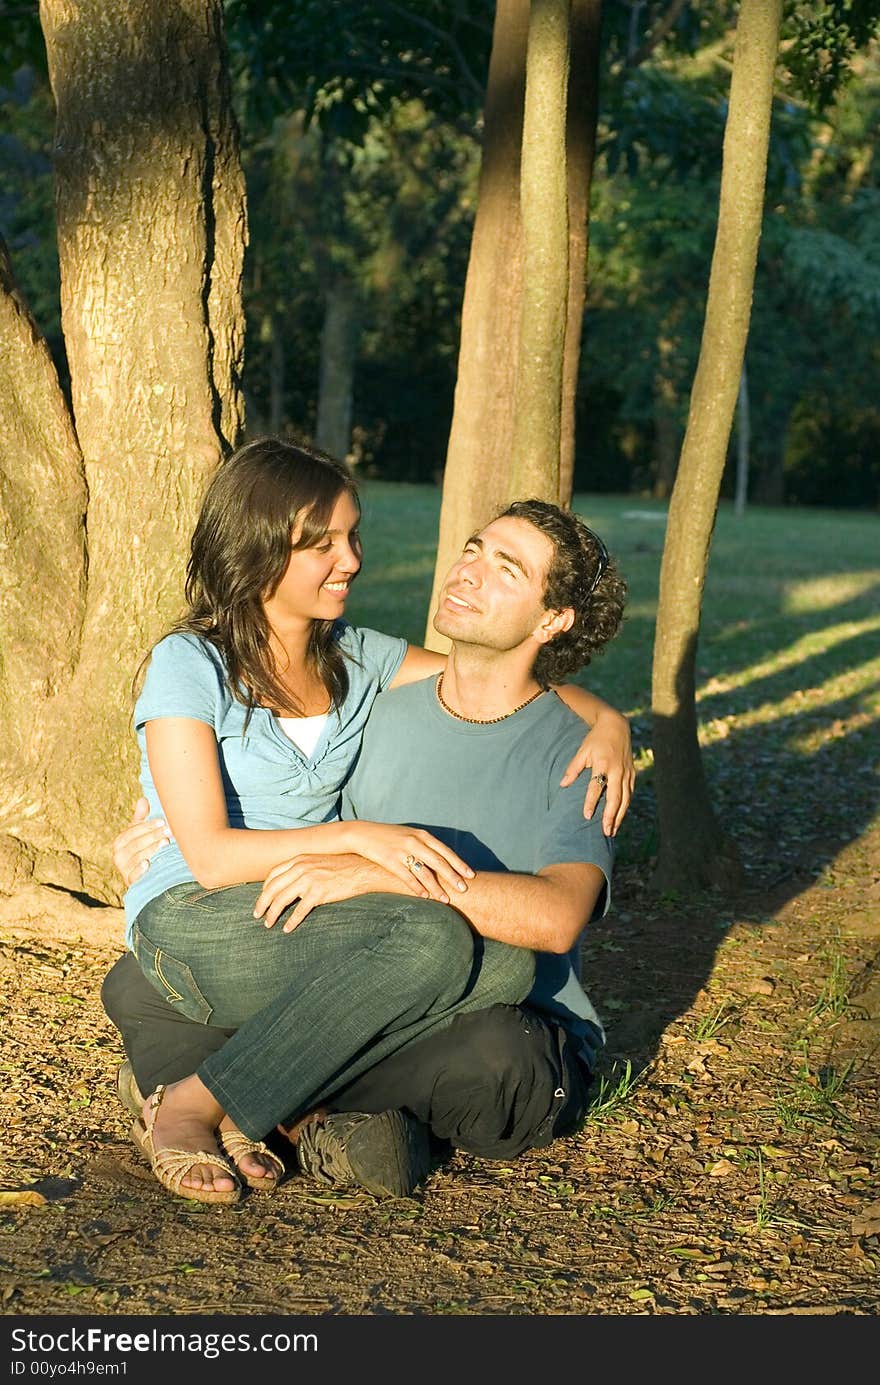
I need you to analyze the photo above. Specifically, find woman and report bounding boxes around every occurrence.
[123,436,633,1204]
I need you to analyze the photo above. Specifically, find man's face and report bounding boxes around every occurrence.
[433,515,561,655]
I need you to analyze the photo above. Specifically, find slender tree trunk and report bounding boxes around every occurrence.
[753,443,785,504]
[652,335,680,498]
[0,0,246,903]
[559,0,602,507]
[652,409,679,498]
[651,0,781,892]
[734,361,750,516]
[510,0,570,498]
[269,316,285,434]
[315,278,358,461]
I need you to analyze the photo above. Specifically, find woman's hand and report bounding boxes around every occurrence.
[560,710,635,836]
[110,798,172,886]
[343,821,474,902]
[253,853,405,932]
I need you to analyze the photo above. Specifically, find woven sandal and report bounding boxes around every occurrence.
[218,1129,285,1192]
[132,1085,241,1206]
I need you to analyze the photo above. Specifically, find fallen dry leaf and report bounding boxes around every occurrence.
[0,1190,47,1207]
[744,977,776,996]
[851,1201,880,1239]
[709,1159,736,1178]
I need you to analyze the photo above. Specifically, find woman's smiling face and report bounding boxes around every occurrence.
[264,489,363,625]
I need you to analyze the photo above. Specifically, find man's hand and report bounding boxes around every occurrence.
[253,853,404,932]
[560,710,635,836]
[111,797,171,887]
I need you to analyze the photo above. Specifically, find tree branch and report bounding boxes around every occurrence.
[373,1,486,98]
[627,0,691,68]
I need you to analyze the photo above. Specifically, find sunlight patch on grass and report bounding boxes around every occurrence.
[693,660,880,752]
[695,615,880,702]
[783,572,879,615]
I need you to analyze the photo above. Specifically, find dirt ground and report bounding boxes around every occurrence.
[1,806,878,1318]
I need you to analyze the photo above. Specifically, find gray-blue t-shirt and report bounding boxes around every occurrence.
[123,623,406,944]
[341,676,613,1064]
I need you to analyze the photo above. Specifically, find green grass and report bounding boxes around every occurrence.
[582,1057,640,1123]
[348,481,880,713]
[346,483,880,867]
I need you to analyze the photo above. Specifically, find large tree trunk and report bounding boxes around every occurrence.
[425,0,600,649]
[0,238,88,891]
[650,0,781,892]
[0,0,246,903]
[315,277,358,462]
[509,0,570,498]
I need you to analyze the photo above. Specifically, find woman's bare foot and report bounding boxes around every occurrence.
[140,1076,237,1196]
[217,1115,284,1186]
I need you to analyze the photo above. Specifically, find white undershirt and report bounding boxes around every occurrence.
[276,712,329,758]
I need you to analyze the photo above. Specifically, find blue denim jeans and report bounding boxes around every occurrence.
[133,882,535,1140]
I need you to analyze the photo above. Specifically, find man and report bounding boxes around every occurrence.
[105,499,627,1196]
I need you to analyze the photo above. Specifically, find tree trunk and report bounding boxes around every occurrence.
[650,0,782,893]
[315,277,358,462]
[0,237,88,891]
[559,0,602,507]
[753,444,785,504]
[510,0,570,498]
[0,0,246,904]
[422,0,528,650]
[652,338,680,498]
[734,361,750,516]
[269,315,285,434]
[425,0,600,648]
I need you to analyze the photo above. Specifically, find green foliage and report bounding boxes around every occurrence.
[224,0,492,136]
[0,63,61,349]
[579,8,880,506]
[4,0,878,504]
[781,0,880,112]
[0,2,46,85]
[241,98,478,466]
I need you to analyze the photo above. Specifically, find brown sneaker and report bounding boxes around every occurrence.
[296,1110,431,1199]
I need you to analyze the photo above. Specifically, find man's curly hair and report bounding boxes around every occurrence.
[497,500,627,685]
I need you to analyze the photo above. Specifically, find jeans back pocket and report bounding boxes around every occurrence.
[131,926,214,1024]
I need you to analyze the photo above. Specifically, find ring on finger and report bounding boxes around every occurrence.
[405,854,426,873]
[591,772,608,789]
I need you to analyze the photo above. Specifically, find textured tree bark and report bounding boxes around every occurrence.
[509,0,570,498]
[559,0,602,508]
[422,0,528,650]
[651,0,782,892]
[0,237,88,890]
[0,0,246,903]
[315,278,358,462]
[425,0,599,648]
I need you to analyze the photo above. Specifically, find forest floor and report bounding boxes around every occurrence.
[1,785,878,1320]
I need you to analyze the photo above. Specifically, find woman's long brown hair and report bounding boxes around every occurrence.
[148,437,361,723]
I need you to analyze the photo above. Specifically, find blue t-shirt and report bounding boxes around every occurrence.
[123,623,406,943]
[341,677,613,1064]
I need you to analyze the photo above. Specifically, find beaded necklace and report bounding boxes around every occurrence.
[435,672,545,725]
